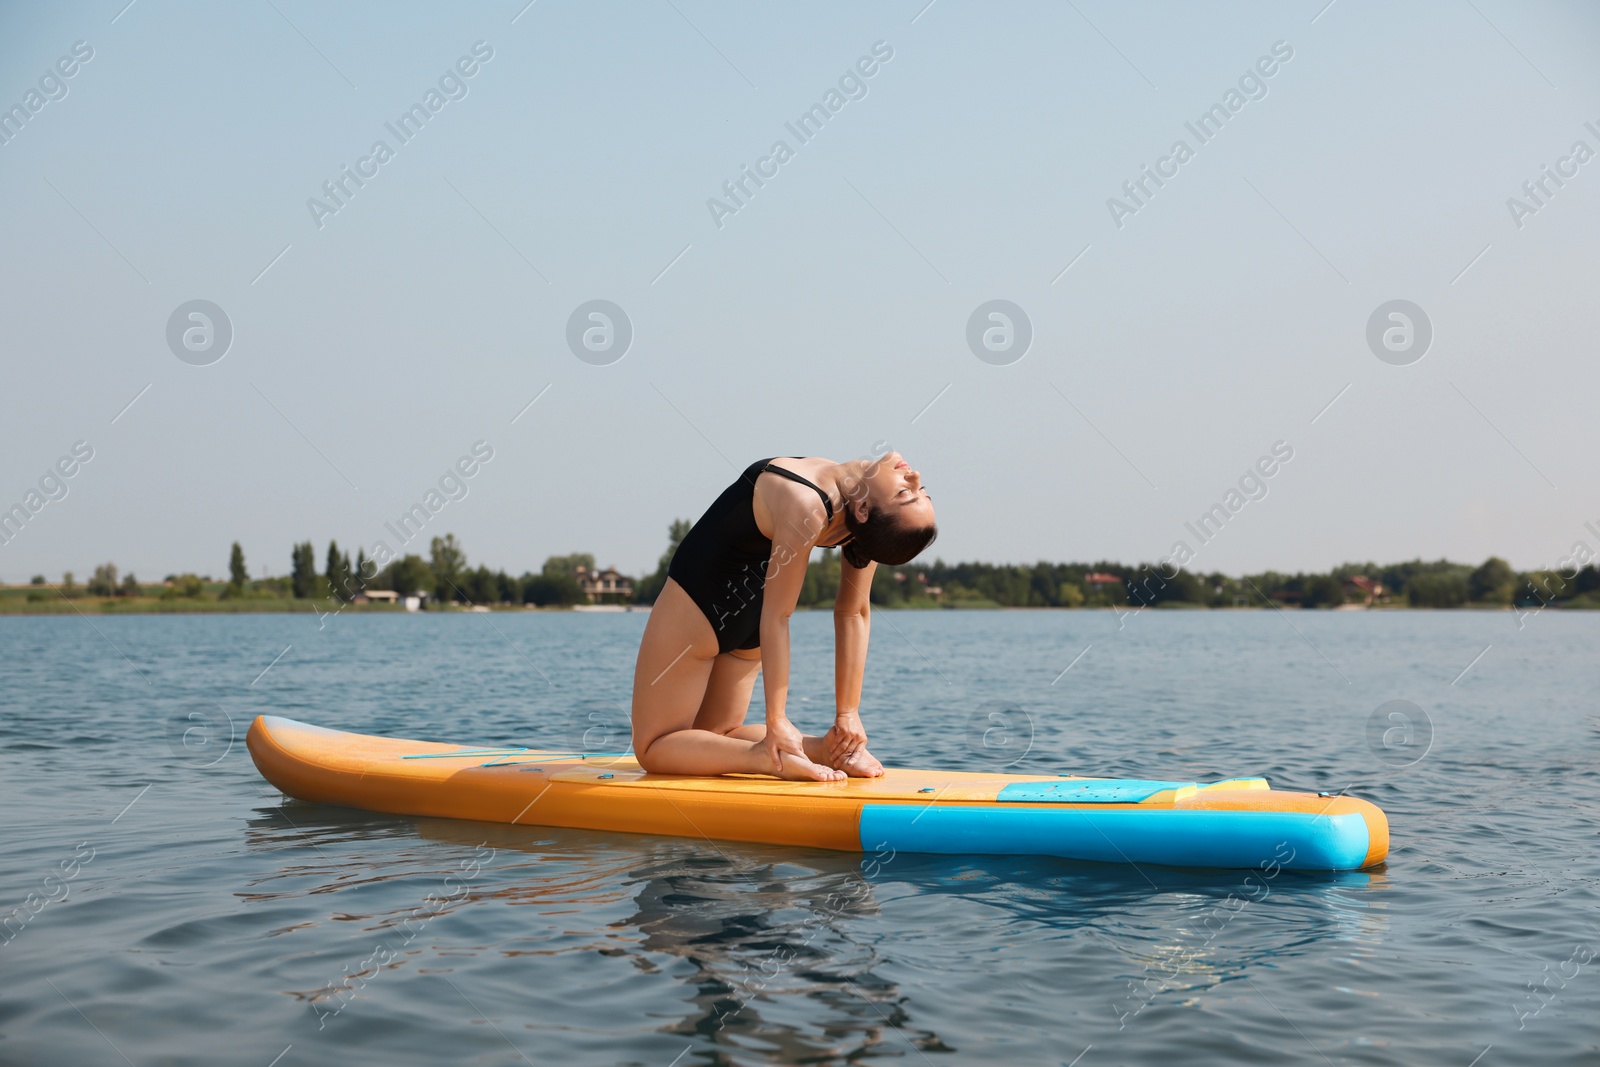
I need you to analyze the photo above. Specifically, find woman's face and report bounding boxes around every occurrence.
[859,451,935,527]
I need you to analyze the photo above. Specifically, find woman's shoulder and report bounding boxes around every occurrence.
[763,456,839,476]
[752,459,836,537]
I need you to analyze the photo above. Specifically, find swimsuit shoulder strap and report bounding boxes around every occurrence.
[761,461,834,521]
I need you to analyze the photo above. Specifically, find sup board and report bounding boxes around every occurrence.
[247,715,1388,872]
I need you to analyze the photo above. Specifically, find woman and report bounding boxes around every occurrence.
[631,452,936,781]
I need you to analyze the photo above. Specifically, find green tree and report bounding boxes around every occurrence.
[121,572,142,597]
[1200,571,1235,607]
[229,542,248,591]
[1028,562,1059,607]
[326,540,353,603]
[633,519,692,604]
[543,553,595,579]
[799,548,842,607]
[869,565,907,605]
[462,565,498,604]
[1520,569,1570,604]
[523,555,586,606]
[379,554,433,597]
[255,575,293,599]
[430,534,466,601]
[291,542,317,599]
[545,553,595,603]
[87,563,118,597]
[1575,565,1600,596]
[61,571,78,597]
[29,575,45,585]
[1127,564,1202,607]
[1469,556,1515,604]
[353,547,370,596]
[1302,574,1346,608]
[1384,559,1471,604]
[162,573,205,599]
[1407,571,1469,608]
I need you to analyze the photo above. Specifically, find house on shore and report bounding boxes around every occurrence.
[352,589,426,612]
[576,566,634,603]
[1343,575,1386,606]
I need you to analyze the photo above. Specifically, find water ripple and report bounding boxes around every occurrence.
[1,611,1597,1065]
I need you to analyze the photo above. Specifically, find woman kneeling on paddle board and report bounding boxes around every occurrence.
[631,452,937,781]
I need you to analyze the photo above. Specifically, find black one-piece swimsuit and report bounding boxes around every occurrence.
[667,458,849,654]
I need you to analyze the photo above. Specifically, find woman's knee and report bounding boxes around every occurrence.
[635,736,671,773]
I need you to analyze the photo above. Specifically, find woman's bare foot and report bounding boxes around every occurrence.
[800,734,884,778]
[833,747,885,778]
[768,747,846,782]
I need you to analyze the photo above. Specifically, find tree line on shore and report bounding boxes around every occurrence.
[873,555,1600,610]
[265,536,609,607]
[25,521,1600,612]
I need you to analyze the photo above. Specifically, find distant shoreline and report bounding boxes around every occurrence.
[16,535,1595,617]
[0,598,1579,618]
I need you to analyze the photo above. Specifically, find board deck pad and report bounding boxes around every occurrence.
[997,779,1198,804]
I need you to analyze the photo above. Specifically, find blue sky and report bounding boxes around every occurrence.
[2,0,1597,582]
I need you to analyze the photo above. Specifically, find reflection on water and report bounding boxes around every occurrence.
[420,818,935,1063]
[8,611,1599,1066]
[246,803,967,1060]
[243,800,1392,1064]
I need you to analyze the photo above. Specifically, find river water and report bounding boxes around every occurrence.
[1,609,1595,1065]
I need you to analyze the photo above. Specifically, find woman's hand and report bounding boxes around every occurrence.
[826,709,868,765]
[761,716,808,774]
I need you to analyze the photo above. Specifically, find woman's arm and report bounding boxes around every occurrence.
[828,556,877,762]
[755,509,824,771]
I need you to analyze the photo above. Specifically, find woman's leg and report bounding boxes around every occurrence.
[691,647,764,733]
[631,580,842,780]
[696,649,884,779]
